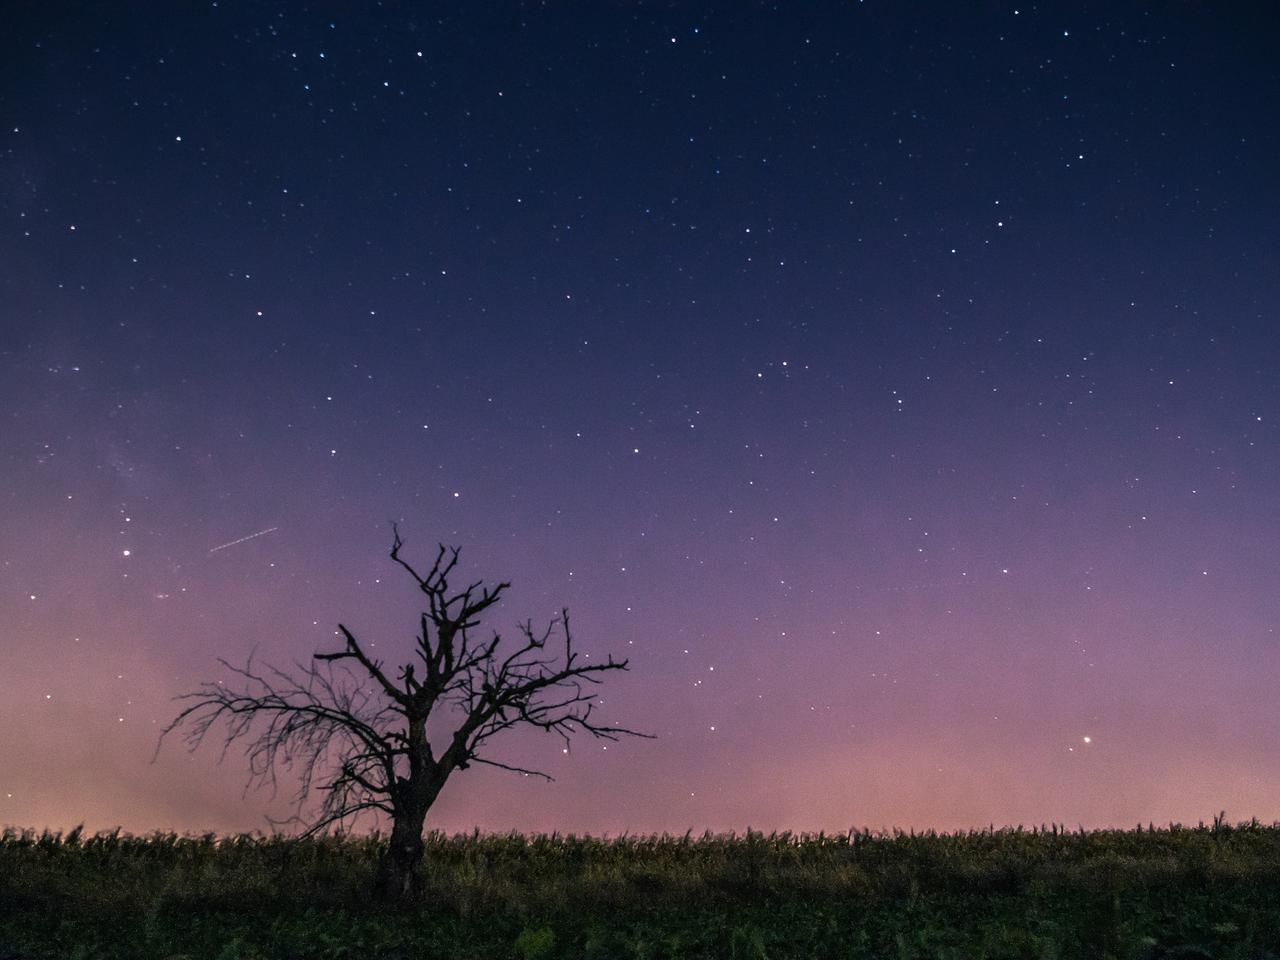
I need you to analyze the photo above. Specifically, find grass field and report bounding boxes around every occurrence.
[3,816,1280,959]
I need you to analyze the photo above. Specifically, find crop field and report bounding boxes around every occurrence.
[3,816,1280,959]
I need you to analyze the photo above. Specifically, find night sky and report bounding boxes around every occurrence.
[4,3,1279,837]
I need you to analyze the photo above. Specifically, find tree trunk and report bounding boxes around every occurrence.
[375,804,428,905]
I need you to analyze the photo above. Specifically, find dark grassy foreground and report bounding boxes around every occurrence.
[4,817,1280,960]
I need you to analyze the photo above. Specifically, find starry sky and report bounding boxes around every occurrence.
[4,3,1280,837]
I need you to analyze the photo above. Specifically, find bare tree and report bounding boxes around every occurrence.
[159,526,649,903]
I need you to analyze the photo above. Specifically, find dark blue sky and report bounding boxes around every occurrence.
[4,3,1280,834]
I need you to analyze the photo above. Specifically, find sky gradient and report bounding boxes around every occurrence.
[3,3,1279,837]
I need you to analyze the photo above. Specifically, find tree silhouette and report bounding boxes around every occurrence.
[159,526,648,903]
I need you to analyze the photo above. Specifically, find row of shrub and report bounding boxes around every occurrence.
[4,815,1279,912]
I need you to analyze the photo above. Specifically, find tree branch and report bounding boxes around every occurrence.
[315,624,407,706]
[468,756,554,781]
[159,529,650,848]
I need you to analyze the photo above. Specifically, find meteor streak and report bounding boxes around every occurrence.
[208,526,279,554]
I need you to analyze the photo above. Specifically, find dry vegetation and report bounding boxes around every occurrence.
[3,816,1280,958]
